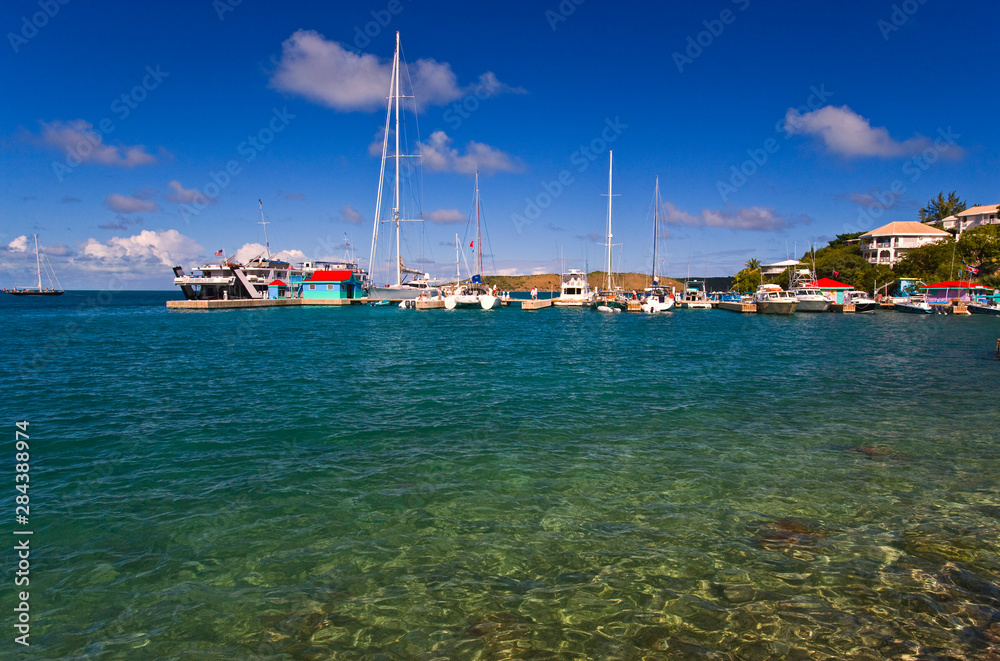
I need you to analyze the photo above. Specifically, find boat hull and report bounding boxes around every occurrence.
[4,289,64,296]
[369,285,432,300]
[968,303,1000,316]
[756,301,798,315]
[852,301,878,313]
[794,298,830,312]
[894,302,933,314]
[678,301,712,309]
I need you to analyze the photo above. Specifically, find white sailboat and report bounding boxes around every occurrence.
[444,171,500,310]
[4,234,64,296]
[367,32,437,301]
[591,150,623,312]
[640,177,675,313]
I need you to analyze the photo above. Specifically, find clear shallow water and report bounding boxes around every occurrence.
[3,292,1000,660]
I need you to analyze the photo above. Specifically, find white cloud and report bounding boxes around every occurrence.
[662,202,808,231]
[427,208,467,224]
[165,180,214,205]
[7,235,28,252]
[80,230,203,267]
[270,30,522,112]
[341,204,364,225]
[106,193,158,214]
[784,105,936,158]
[231,243,306,264]
[419,131,522,174]
[35,119,159,166]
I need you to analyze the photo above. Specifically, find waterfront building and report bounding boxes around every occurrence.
[939,204,1000,236]
[859,221,951,266]
[301,269,366,300]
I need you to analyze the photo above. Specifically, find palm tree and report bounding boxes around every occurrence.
[745,258,761,271]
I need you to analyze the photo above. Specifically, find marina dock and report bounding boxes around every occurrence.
[520,299,552,310]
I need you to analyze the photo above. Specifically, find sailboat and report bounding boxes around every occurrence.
[4,234,64,296]
[366,32,438,301]
[640,177,675,313]
[444,171,500,310]
[590,150,623,312]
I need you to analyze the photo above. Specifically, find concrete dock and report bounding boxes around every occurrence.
[167,298,359,310]
[520,299,553,310]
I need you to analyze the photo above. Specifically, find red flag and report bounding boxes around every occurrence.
[832,270,839,276]
[470,240,474,248]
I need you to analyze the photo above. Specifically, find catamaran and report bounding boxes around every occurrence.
[444,171,500,310]
[640,176,675,313]
[591,150,623,312]
[4,234,64,296]
[367,32,438,301]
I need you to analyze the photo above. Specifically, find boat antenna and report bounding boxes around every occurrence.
[258,199,271,259]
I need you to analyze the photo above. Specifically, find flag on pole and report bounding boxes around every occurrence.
[214,249,224,256]
[470,240,474,248]
[832,270,839,276]
[966,264,979,274]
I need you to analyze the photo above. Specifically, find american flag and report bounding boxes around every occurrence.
[215,249,224,256]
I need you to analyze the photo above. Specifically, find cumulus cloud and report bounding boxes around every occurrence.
[419,131,522,174]
[340,204,364,225]
[165,180,213,206]
[106,193,158,214]
[231,243,306,264]
[427,208,467,224]
[270,30,523,112]
[662,202,808,231]
[7,236,28,252]
[783,105,945,158]
[34,119,159,166]
[80,230,203,267]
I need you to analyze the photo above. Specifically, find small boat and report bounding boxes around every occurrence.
[894,296,933,314]
[753,283,798,314]
[968,302,1000,316]
[553,269,594,306]
[678,280,712,309]
[590,150,625,312]
[4,234,65,296]
[790,286,831,312]
[370,299,391,306]
[640,177,675,314]
[443,173,500,311]
[842,289,878,313]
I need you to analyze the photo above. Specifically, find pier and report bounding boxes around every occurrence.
[520,299,552,310]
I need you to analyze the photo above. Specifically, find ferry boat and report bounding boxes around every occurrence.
[553,269,594,306]
[753,283,798,314]
[172,253,297,301]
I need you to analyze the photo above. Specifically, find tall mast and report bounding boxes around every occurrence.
[651,176,659,286]
[368,34,396,283]
[258,199,270,259]
[605,150,614,291]
[33,234,41,290]
[475,170,482,275]
[393,31,401,287]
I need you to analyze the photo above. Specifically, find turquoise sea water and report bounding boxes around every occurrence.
[3,291,1000,660]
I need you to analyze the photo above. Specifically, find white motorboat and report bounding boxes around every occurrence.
[842,289,878,313]
[553,269,594,306]
[753,283,798,314]
[678,281,712,309]
[894,296,933,314]
[790,286,831,312]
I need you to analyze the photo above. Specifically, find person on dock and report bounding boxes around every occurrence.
[531,286,538,301]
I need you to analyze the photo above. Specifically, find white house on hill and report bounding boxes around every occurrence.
[940,204,999,235]
[860,221,951,266]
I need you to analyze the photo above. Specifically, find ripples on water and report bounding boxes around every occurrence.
[4,292,1000,659]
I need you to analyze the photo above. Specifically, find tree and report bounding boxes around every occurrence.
[958,224,1000,277]
[893,239,956,283]
[744,258,761,271]
[731,267,761,293]
[919,191,967,225]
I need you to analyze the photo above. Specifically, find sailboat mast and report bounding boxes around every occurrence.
[651,177,659,285]
[393,31,402,287]
[258,199,270,259]
[475,170,482,275]
[368,35,396,284]
[605,150,614,292]
[33,234,41,290]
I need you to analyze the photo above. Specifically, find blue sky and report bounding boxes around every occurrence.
[2,0,998,289]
